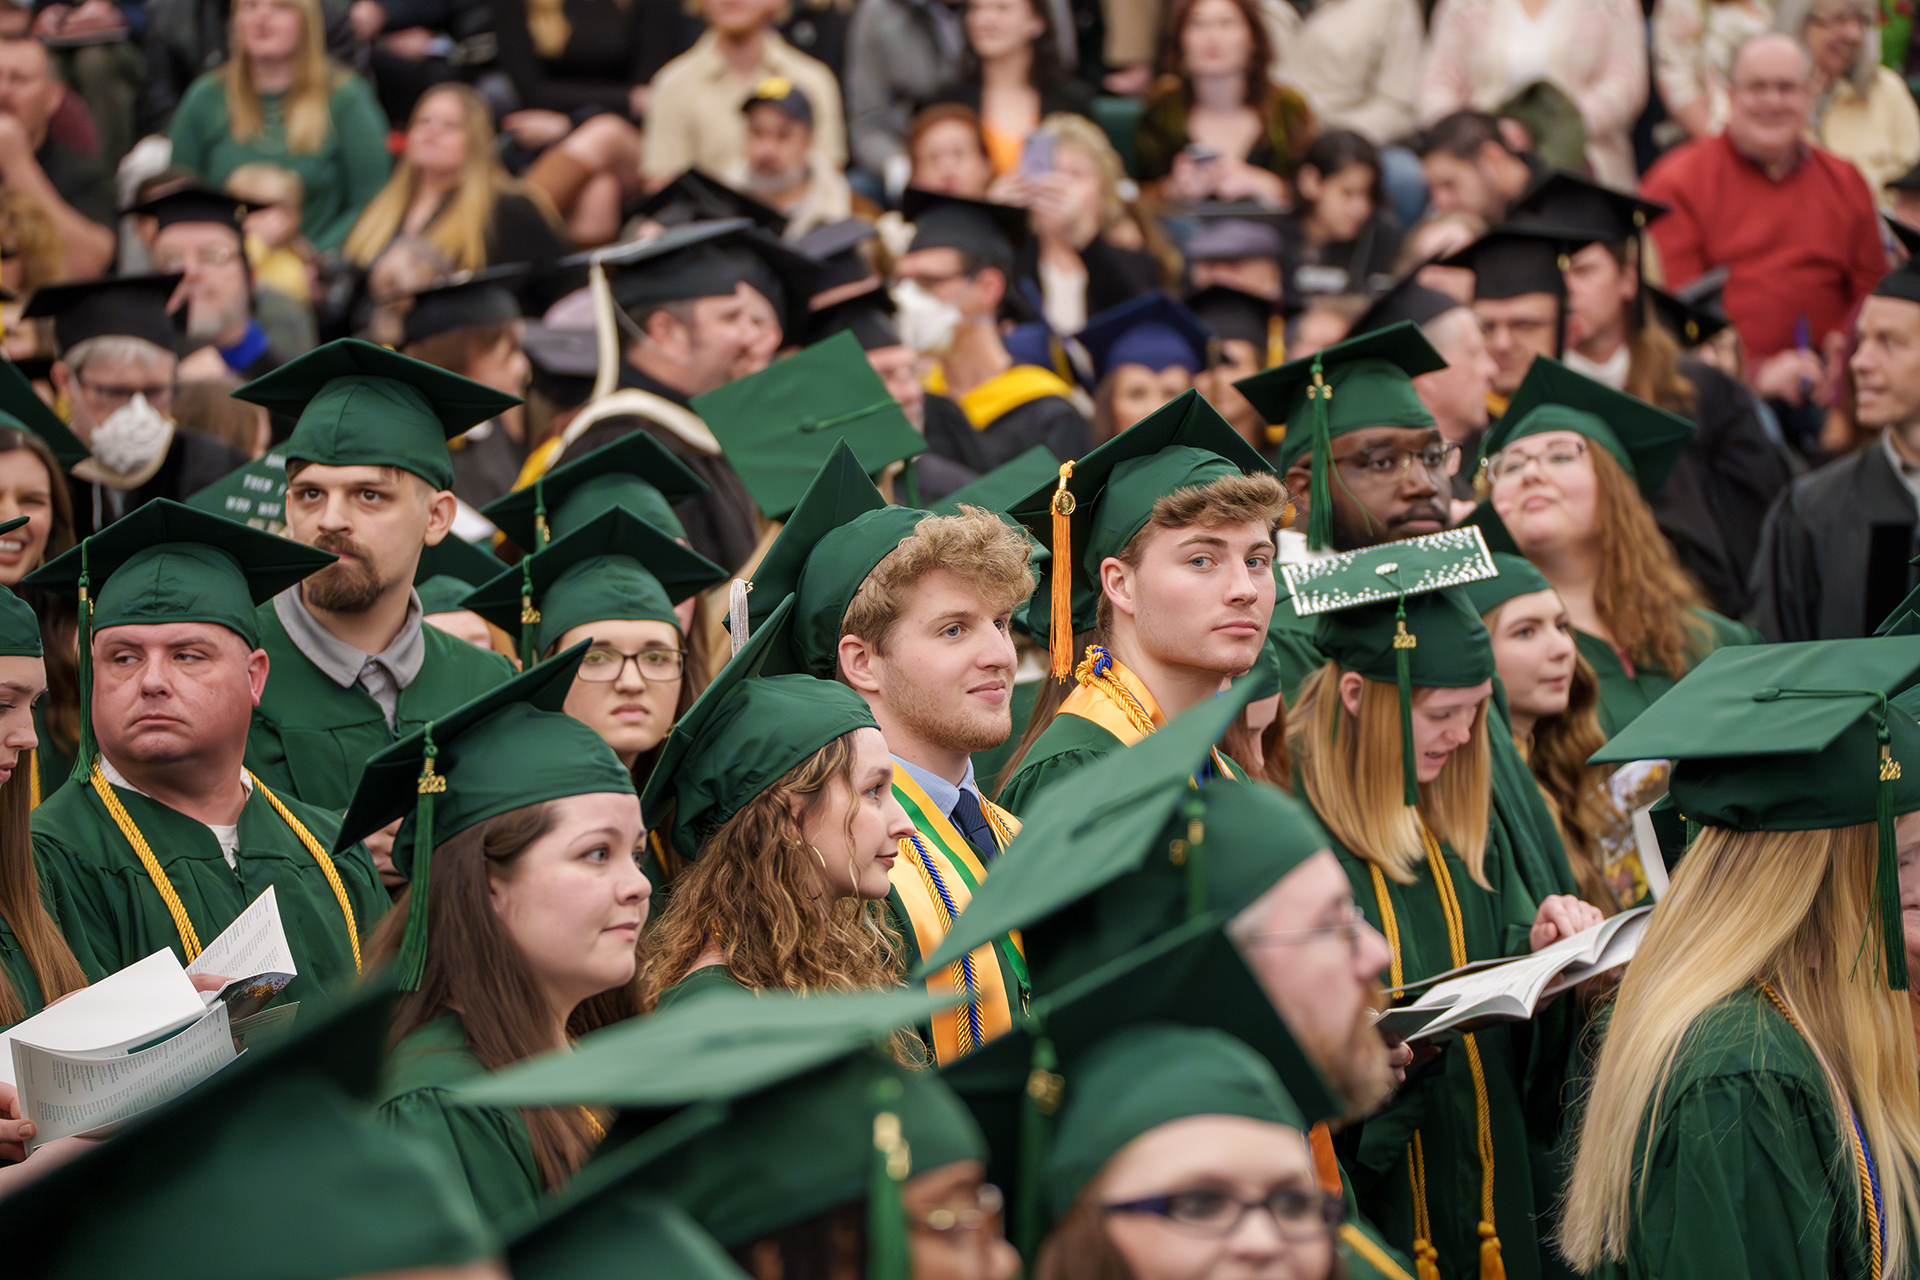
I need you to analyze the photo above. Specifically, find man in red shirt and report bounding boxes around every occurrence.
[1640,32,1885,453]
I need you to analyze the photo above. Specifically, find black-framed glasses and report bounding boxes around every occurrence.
[1106,1187,1344,1241]
[76,376,176,409]
[913,1183,1005,1236]
[1240,903,1371,958]
[575,646,686,683]
[1329,440,1460,483]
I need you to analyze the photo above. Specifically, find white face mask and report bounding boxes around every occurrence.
[891,280,964,356]
[88,393,172,477]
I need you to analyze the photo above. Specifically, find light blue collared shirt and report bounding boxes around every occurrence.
[893,755,983,827]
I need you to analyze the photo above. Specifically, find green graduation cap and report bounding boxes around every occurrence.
[510,1194,747,1280]
[481,427,708,554]
[334,641,633,989]
[461,987,972,1280]
[743,439,926,677]
[1592,637,1920,989]
[184,448,288,531]
[412,534,508,617]
[0,518,41,656]
[1234,321,1446,550]
[0,982,499,1280]
[0,357,88,470]
[24,498,336,782]
[1460,551,1553,619]
[234,338,523,493]
[693,331,928,522]
[1478,355,1695,500]
[1006,388,1273,679]
[931,444,1060,519]
[1876,567,1920,637]
[462,504,725,665]
[1285,527,1499,804]
[642,594,876,860]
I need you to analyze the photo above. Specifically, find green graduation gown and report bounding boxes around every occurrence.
[654,964,748,1011]
[0,911,43,1029]
[34,775,388,1007]
[245,601,516,813]
[30,701,73,805]
[997,713,1125,815]
[1597,989,1880,1280]
[1578,608,1758,739]
[380,1014,543,1226]
[1332,831,1549,1280]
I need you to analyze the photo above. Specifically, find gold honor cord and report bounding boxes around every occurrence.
[89,763,362,972]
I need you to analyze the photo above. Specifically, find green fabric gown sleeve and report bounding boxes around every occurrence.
[1487,677,1580,903]
[242,714,295,802]
[655,965,750,1011]
[165,75,223,185]
[997,747,1111,817]
[32,828,116,982]
[380,1088,545,1226]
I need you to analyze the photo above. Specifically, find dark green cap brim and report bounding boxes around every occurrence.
[1235,321,1446,472]
[0,518,41,656]
[0,358,89,469]
[1480,356,1694,497]
[1460,552,1554,618]
[415,534,507,589]
[482,428,708,553]
[931,445,1060,518]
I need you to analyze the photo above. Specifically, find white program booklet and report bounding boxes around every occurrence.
[12,1003,235,1152]
[0,949,205,1089]
[186,886,298,1019]
[1374,907,1653,1042]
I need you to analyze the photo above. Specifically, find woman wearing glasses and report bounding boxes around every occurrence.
[1480,358,1758,737]
[1036,1023,1340,1280]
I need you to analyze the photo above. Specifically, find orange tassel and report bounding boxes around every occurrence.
[1414,1239,1441,1280]
[1479,1222,1505,1280]
[1049,461,1076,680]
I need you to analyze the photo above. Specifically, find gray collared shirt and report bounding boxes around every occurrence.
[274,587,426,729]
[893,755,983,825]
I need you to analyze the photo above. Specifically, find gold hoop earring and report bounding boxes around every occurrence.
[809,843,828,871]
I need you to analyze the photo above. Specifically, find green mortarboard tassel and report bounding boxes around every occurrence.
[1178,793,1207,923]
[1017,1031,1063,1260]
[1305,356,1334,551]
[396,724,445,991]
[533,478,550,552]
[519,557,541,670]
[1394,597,1418,807]
[867,1074,912,1280]
[69,537,95,784]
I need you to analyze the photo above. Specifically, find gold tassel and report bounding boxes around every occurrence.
[1415,1240,1442,1280]
[1048,461,1076,680]
[1479,1222,1505,1280]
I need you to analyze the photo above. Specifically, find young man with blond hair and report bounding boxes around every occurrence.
[996,391,1288,813]
[744,441,1034,1062]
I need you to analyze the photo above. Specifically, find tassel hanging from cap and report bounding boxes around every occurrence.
[1048,462,1076,681]
[1017,1030,1063,1261]
[1394,599,1418,806]
[518,557,541,670]
[1879,722,1909,990]
[395,724,445,991]
[1305,357,1335,551]
[866,1075,912,1280]
[68,536,95,784]
[1174,793,1207,922]
[589,259,619,403]
[532,478,550,551]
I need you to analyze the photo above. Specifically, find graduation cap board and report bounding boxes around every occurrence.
[1079,291,1213,379]
[24,499,337,783]
[1234,320,1446,549]
[693,330,927,522]
[1186,285,1282,364]
[1504,170,1668,245]
[802,284,900,351]
[902,189,1030,274]
[1284,527,1499,803]
[1477,355,1695,501]
[1648,266,1731,347]
[414,535,509,618]
[1592,637,1920,988]
[1006,389,1274,678]
[931,444,1060,519]
[578,218,820,340]
[1879,214,1920,305]
[129,184,257,234]
[636,171,789,236]
[400,264,527,347]
[184,448,289,532]
[522,322,598,410]
[22,274,185,355]
[235,338,522,493]
[641,593,878,861]
[0,982,499,1280]
[482,426,709,554]
[0,355,89,470]
[1438,229,1568,302]
[462,504,726,664]
[1351,268,1463,338]
[334,642,633,989]
[511,1195,746,1280]
[795,217,880,294]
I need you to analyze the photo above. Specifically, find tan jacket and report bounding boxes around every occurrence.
[643,30,847,180]
[1816,64,1920,210]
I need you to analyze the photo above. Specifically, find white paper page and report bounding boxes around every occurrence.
[187,886,297,995]
[13,1003,235,1151]
[0,950,204,1088]
[1633,805,1672,901]
[1541,909,1655,998]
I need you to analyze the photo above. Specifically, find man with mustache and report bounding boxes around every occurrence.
[229,341,518,884]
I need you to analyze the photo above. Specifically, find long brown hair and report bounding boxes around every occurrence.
[1587,446,1709,681]
[221,0,344,155]
[1156,0,1277,112]
[0,757,85,1024]
[1220,695,1291,792]
[368,803,642,1190]
[639,735,902,1006]
[1609,240,1696,417]
[0,429,78,762]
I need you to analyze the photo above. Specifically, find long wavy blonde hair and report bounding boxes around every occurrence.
[346,84,557,271]
[222,0,343,155]
[1287,664,1491,886]
[1558,822,1920,1273]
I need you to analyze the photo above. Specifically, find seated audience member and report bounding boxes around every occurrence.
[1135,0,1312,208]
[1415,110,1543,224]
[844,0,968,188]
[722,78,853,238]
[345,84,571,309]
[30,0,139,172]
[1278,131,1401,303]
[895,190,1091,473]
[142,187,290,383]
[1081,292,1211,443]
[1189,284,1283,452]
[1006,113,1166,335]
[171,378,272,460]
[344,0,491,124]
[937,0,1091,177]
[0,185,65,304]
[642,0,847,193]
[359,233,451,347]
[1186,209,1284,303]
[1444,227,1569,405]
[0,36,112,280]
[397,271,532,509]
[1780,0,1920,204]
[1650,0,1770,139]
[225,164,319,355]
[168,0,392,255]
[26,276,250,535]
[1639,33,1885,455]
[906,102,998,198]
[1417,0,1647,189]
[1279,0,1422,148]
[1396,207,1487,303]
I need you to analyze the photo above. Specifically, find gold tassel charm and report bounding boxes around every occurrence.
[1478,1222,1506,1280]
[1048,461,1076,680]
[1415,1240,1442,1280]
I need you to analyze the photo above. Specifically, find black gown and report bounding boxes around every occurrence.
[922,385,1091,476]
[68,429,252,538]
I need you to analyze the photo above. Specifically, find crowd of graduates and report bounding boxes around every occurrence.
[11,114,1920,1280]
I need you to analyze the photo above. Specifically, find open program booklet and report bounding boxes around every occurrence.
[3,887,299,1153]
[1374,906,1652,1043]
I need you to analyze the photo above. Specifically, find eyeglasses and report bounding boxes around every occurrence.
[1105,1186,1344,1241]
[76,376,175,410]
[575,646,686,683]
[1329,440,1460,483]
[1241,904,1371,958]
[1487,437,1588,483]
[913,1183,1005,1236]
[154,244,242,271]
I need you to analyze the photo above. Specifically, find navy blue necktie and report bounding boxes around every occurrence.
[950,787,999,863]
